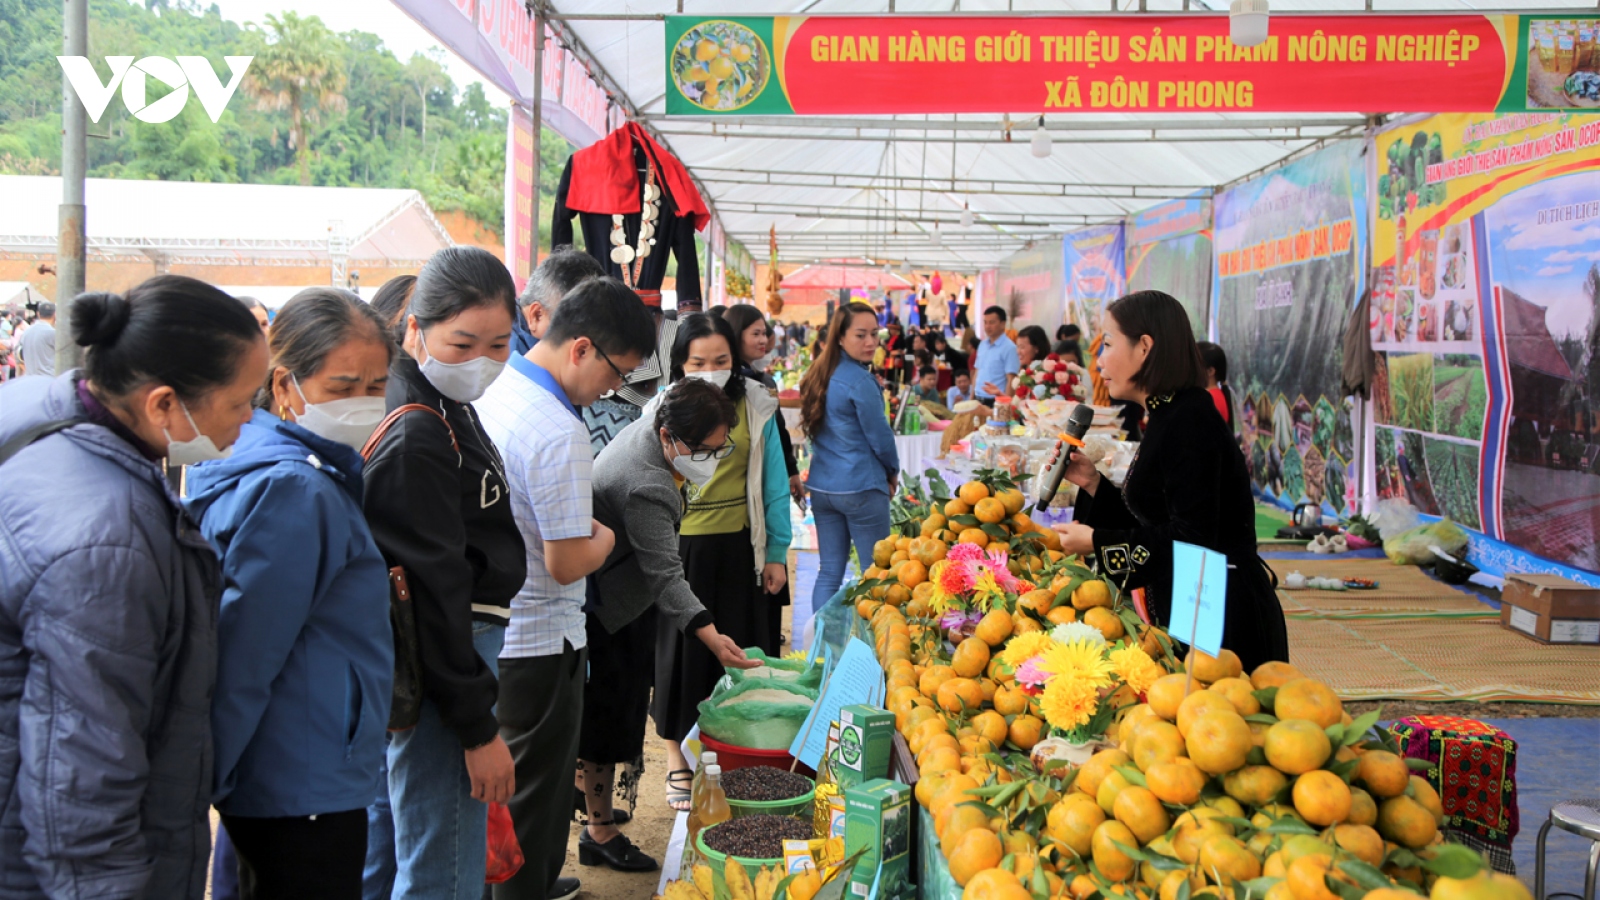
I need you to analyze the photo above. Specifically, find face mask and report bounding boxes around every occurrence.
[671,449,720,487]
[164,401,231,466]
[750,350,777,372]
[291,376,386,450]
[683,368,732,389]
[417,332,505,403]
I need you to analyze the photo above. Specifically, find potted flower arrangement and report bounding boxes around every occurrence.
[1013,356,1087,403]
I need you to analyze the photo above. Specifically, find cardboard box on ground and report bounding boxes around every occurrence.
[1499,573,1600,644]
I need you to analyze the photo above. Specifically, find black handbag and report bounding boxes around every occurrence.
[362,403,457,732]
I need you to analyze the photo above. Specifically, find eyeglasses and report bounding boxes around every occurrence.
[593,344,630,384]
[672,432,736,462]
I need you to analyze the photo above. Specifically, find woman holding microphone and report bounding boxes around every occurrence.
[1052,290,1288,672]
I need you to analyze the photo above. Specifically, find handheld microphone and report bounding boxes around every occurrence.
[1036,403,1097,507]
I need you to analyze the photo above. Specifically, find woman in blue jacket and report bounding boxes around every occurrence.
[798,301,901,613]
[187,288,396,899]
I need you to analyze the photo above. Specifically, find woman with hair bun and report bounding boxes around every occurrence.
[0,275,267,898]
[186,288,396,899]
[1052,290,1288,672]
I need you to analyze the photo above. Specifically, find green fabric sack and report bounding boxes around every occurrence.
[696,677,818,751]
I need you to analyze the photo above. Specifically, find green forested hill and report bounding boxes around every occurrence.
[0,0,570,238]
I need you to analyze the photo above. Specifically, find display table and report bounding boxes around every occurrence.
[894,433,943,482]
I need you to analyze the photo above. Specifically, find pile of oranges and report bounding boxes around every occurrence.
[852,476,1524,900]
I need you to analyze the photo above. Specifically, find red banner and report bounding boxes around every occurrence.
[666,15,1522,115]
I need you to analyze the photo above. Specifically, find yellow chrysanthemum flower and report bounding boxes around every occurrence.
[926,583,956,617]
[998,631,1055,668]
[1109,644,1164,695]
[1037,639,1113,687]
[970,569,1002,612]
[1040,672,1102,731]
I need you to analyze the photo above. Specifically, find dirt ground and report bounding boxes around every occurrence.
[1344,699,1600,719]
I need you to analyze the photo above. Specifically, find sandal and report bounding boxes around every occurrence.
[665,768,694,812]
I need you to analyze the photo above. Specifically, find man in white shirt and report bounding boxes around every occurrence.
[476,277,656,900]
[17,303,56,378]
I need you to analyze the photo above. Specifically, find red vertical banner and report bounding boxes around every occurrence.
[507,103,537,291]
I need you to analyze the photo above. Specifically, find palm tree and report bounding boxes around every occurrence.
[243,12,347,186]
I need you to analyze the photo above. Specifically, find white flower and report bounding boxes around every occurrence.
[1051,621,1106,647]
[1040,359,1058,372]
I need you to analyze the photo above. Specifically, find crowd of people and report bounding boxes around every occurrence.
[0,245,823,900]
[0,244,1267,900]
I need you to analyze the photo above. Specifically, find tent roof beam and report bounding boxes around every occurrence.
[642,114,1366,133]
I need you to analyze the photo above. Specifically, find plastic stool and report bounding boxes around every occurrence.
[1535,799,1600,900]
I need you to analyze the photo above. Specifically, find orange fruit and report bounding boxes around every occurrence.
[1264,718,1333,775]
[952,638,991,678]
[993,684,1029,717]
[974,609,1013,647]
[1198,833,1262,882]
[1347,786,1378,827]
[1082,607,1125,641]
[1073,748,1131,799]
[1116,704,1159,747]
[1293,770,1352,826]
[1208,677,1262,716]
[1250,660,1304,690]
[944,498,971,517]
[1046,794,1105,857]
[1223,765,1289,807]
[956,528,990,548]
[1011,613,1042,635]
[1045,606,1077,626]
[1091,820,1139,882]
[974,497,1007,524]
[1429,873,1534,900]
[971,710,1009,747]
[1185,648,1243,684]
[1184,709,1253,775]
[1355,750,1410,799]
[1176,689,1239,738]
[919,746,963,778]
[1285,853,1348,900]
[947,826,1003,886]
[1273,678,1343,728]
[1171,808,1231,864]
[1145,758,1207,805]
[938,677,985,713]
[1331,823,1385,866]
[939,802,992,849]
[920,511,947,536]
[960,868,1031,900]
[1130,720,1186,771]
[920,664,956,699]
[1409,775,1446,824]
[1007,714,1043,751]
[1071,579,1113,610]
[958,481,991,506]
[898,559,928,588]
[1112,786,1171,844]
[1017,589,1054,615]
[884,584,910,607]
[996,488,1026,515]
[1146,673,1198,721]
[1376,794,1438,849]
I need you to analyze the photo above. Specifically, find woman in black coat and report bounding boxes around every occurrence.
[1052,290,1289,673]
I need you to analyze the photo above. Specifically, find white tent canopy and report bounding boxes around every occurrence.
[0,176,454,269]
[541,0,1599,269]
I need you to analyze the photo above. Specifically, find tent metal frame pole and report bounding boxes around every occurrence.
[639,114,1363,133]
[530,8,544,276]
[649,128,1339,144]
[712,205,1094,227]
[694,165,1208,194]
[694,172,1208,200]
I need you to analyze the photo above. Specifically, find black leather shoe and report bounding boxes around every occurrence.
[572,786,630,825]
[549,876,581,900]
[577,829,659,872]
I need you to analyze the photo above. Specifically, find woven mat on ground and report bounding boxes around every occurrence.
[1268,555,1496,619]
[1287,616,1600,704]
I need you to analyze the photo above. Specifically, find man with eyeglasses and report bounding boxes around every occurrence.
[476,278,658,900]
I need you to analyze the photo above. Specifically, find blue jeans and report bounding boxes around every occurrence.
[363,622,504,900]
[810,489,892,611]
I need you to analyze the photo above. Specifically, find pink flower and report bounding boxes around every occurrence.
[948,543,985,564]
[1040,359,1058,372]
[1015,657,1050,688]
[940,609,982,631]
[1055,371,1071,385]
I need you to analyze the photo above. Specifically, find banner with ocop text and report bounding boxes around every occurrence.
[664,14,1541,115]
[1372,111,1600,581]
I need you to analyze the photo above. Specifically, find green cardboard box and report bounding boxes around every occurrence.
[843,779,911,900]
[836,705,894,789]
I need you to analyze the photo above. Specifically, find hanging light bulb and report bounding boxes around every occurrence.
[1230,0,1270,47]
[932,222,942,246]
[961,202,974,229]
[1030,115,1051,158]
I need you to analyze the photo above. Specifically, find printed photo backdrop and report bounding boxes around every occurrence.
[997,242,1067,329]
[1125,197,1213,340]
[1062,223,1127,332]
[1213,140,1368,515]
[1373,112,1600,577]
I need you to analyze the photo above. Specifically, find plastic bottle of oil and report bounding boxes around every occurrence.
[689,764,731,848]
[684,751,718,845]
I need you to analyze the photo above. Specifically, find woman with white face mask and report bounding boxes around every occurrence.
[359,247,524,900]
[638,313,792,809]
[186,288,396,898]
[0,276,267,899]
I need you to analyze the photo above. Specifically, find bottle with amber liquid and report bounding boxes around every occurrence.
[688,764,730,849]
